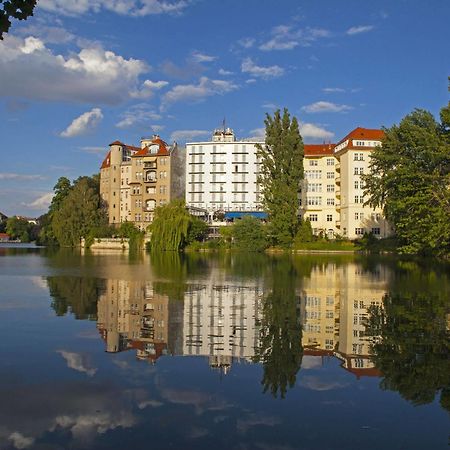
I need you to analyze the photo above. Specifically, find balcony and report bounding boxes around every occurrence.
[144,161,157,169]
[335,176,341,185]
[335,201,341,210]
[335,189,341,198]
[335,162,341,172]
[335,220,341,228]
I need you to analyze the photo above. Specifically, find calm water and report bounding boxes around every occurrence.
[0,248,448,450]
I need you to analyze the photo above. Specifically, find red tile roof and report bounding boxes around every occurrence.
[132,137,170,157]
[109,140,124,146]
[337,127,385,146]
[304,143,335,156]
[100,151,111,169]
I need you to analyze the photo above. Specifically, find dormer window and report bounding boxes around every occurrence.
[149,144,159,154]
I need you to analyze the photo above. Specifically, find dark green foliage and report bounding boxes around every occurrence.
[366,292,450,411]
[47,276,102,320]
[256,109,304,248]
[5,216,32,242]
[255,257,303,398]
[232,216,267,252]
[294,218,313,245]
[363,104,450,257]
[51,175,108,247]
[186,216,208,244]
[0,0,37,39]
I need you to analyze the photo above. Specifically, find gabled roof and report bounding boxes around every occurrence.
[132,137,170,157]
[304,143,335,156]
[100,151,111,169]
[337,127,385,145]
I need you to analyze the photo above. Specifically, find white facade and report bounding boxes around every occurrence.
[186,129,264,212]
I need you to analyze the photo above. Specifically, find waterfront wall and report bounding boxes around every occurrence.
[80,237,129,250]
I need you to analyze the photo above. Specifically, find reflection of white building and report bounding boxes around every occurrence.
[183,280,263,372]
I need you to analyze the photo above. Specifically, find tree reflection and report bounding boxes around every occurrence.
[366,292,450,412]
[255,257,303,398]
[47,276,103,320]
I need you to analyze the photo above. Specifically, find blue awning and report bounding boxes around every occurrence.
[224,211,268,220]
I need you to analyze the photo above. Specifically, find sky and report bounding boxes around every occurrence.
[0,0,449,217]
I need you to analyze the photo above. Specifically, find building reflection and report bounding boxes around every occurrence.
[96,261,387,379]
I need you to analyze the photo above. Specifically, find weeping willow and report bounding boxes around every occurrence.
[149,200,193,251]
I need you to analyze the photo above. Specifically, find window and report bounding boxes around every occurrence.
[359,153,364,161]
[308,183,322,192]
[309,159,318,166]
[327,214,333,222]
[327,158,335,166]
[309,214,318,222]
[371,227,381,235]
[355,195,359,204]
[355,227,365,235]
[326,184,334,192]
[354,167,359,175]
[354,180,359,189]
[326,172,334,179]
[359,167,364,175]
[360,195,364,203]
[327,198,335,205]
[307,197,322,206]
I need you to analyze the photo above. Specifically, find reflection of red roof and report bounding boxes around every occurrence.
[100,151,111,169]
[304,347,334,357]
[345,367,381,379]
[130,340,167,362]
[304,144,335,156]
[0,233,10,239]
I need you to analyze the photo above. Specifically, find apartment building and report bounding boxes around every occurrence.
[185,128,264,215]
[100,135,185,230]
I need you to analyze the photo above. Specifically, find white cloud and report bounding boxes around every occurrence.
[131,79,169,98]
[57,351,97,377]
[322,87,346,93]
[261,102,278,109]
[0,173,45,181]
[0,36,149,104]
[170,129,210,143]
[248,127,265,140]
[237,37,255,49]
[38,0,190,17]
[302,101,352,113]
[191,51,217,63]
[8,432,34,449]
[346,25,375,35]
[259,25,330,51]
[300,123,334,140]
[21,192,54,210]
[218,68,233,76]
[162,76,238,108]
[116,104,162,129]
[241,58,284,79]
[60,108,103,137]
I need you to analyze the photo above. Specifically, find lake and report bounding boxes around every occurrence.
[0,247,448,450]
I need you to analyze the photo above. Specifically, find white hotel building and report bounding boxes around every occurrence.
[186,126,392,240]
[185,128,264,214]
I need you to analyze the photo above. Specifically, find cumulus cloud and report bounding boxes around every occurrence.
[162,76,238,108]
[170,129,210,143]
[38,0,190,17]
[300,123,334,140]
[21,192,54,210]
[60,108,103,138]
[218,68,233,76]
[191,51,217,63]
[259,25,330,51]
[131,79,169,98]
[0,36,149,104]
[302,101,352,113]
[237,37,255,49]
[116,104,162,129]
[57,351,97,377]
[241,58,284,79]
[248,127,265,140]
[8,432,34,449]
[346,25,375,35]
[0,173,45,181]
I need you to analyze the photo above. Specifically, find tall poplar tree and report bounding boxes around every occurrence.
[256,109,304,247]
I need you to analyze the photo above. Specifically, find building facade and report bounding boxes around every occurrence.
[100,135,185,230]
[185,128,264,215]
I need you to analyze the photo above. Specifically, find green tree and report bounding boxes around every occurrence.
[365,292,450,412]
[294,218,313,245]
[232,215,267,252]
[6,216,31,242]
[256,109,304,248]
[186,216,208,245]
[0,0,37,40]
[255,257,303,398]
[148,200,192,251]
[363,104,450,257]
[52,175,107,247]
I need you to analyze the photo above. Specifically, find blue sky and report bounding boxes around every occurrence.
[0,0,449,216]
